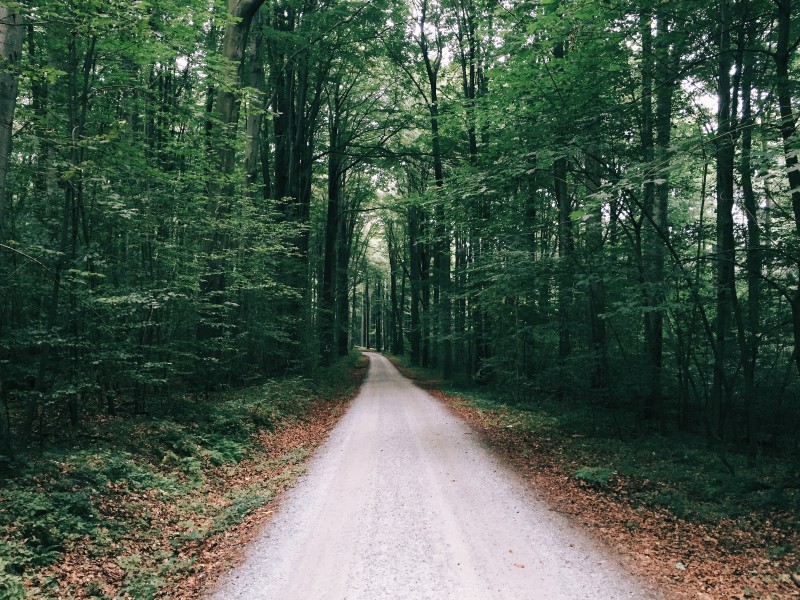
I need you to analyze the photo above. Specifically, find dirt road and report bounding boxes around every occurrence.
[208,352,662,599]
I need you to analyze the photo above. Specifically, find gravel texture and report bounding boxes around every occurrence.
[207,352,663,600]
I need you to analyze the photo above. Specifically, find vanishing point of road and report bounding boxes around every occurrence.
[208,352,662,600]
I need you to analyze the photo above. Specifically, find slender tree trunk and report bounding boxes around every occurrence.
[643,12,676,423]
[419,0,452,377]
[399,250,406,355]
[26,34,95,438]
[364,270,370,349]
[244,10,266,197]
[335,222,351,358]
[553,40,572,365]
[711,0,736,441]
[774,0,800,378]
[454,230,467,374]
[555,154,572,362]
[335,190,355,358]
[585,151,609,391]
[409,206,423,365]
[430,96,452,377]
[738,7,759,457]
[387,222,403,355]
[375,279,383,352]
[0,3,24,235]
[320,83,341,366]
[421,229,431,368]
[351,276,358,347]
[470,200,490,379]
[452,0,479,377]
[640,5,659,416]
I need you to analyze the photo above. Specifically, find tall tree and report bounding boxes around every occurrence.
[711,0,737,440]
[0,3,23,234]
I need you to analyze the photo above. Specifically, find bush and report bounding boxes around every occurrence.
[574,466,615,486]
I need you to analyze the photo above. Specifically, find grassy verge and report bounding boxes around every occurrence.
[392,357,800,599]
[0,351,368,599]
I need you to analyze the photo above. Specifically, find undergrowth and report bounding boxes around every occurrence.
[0,351,365,599]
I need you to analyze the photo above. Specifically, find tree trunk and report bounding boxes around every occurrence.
[711,0,736,441]
[640,5,658,416]
[421,226,431,368]
[363,270,370,349]
[335,187,355,358]
[585,151,609,391]
[452,0,480,377]
[774,0,800,378]
[554,41,572,365]
[375,279,383,352]
[199,0,267,360]
[643,12,676,423]
[387,221,403,355]
[27,34,95,438]
[738,6,759,457]
[454,229,467,374]
[0,3,23,235]
[335,219,351,359]
[408,206,423,365]
[419,0,452,378]
[244,10,266,197]
[320,83,341,366]
[213,0,266,192]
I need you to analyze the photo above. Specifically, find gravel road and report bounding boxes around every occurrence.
[208,352,662,600]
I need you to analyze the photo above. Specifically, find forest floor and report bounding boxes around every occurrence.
[5,351,797,599]
[0,353,368,599]
[391,358,800,600]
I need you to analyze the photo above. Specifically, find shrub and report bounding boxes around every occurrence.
[574,466,615,486]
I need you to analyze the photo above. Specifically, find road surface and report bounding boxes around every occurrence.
[208,352,661,600]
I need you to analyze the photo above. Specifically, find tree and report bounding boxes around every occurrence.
[0,3,22,235]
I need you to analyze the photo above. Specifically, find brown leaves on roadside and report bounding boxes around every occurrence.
[434,388,800,600]
[36,358,369,600]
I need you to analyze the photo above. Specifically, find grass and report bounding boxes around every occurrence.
[0,351,366,599]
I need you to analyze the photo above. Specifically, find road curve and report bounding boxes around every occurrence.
[208,352,662,600]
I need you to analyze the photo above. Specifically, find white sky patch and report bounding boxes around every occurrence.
[683,76,718,114]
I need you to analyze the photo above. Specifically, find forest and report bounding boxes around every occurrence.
[3,0,799,456]
[0,0,800,595]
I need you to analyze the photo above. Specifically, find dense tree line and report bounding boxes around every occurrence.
[363,0,800,455]
[1,0,799,457]
[0,0,395,448]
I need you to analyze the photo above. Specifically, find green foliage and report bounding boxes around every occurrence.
[0,557,25,600]
[574,466,615,486]
[0,489,96,568]
[0,351,362,597]
[1,0,800,590]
